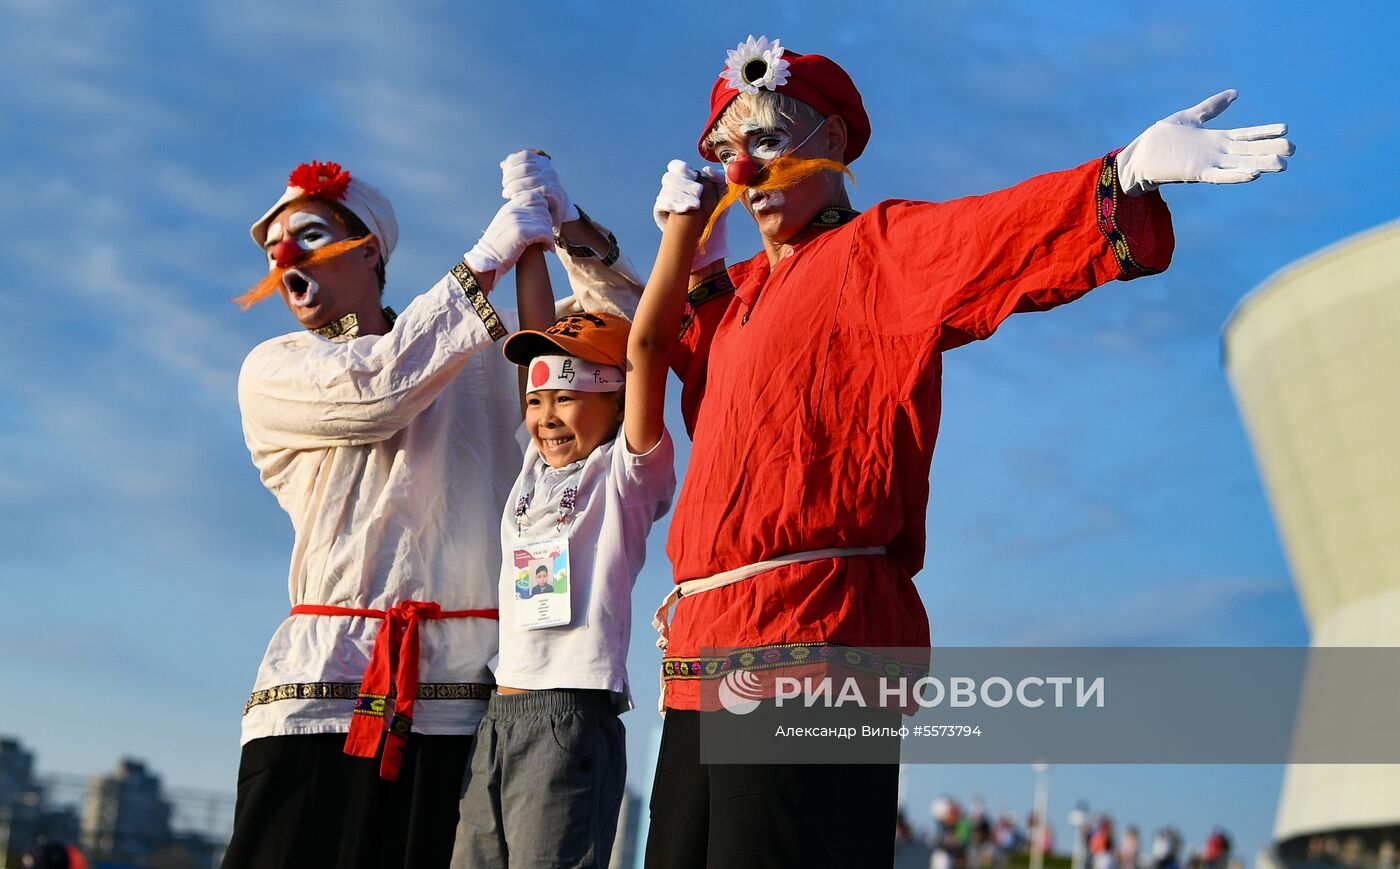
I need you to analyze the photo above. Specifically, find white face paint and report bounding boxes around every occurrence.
[716,124,792,167]
[264,210,337,270]
[749,188,786,213]
[287,211,333,247]
[716,118,826,167]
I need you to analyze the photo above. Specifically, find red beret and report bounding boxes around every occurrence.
[698,36,870,165]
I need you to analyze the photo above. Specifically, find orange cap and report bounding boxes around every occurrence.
[502,311,631,369]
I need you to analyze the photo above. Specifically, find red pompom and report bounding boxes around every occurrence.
[288,160,351,200]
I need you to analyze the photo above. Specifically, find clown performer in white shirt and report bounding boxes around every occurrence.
[223,157,642,869]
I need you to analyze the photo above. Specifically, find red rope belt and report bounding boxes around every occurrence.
[290,601,498,781]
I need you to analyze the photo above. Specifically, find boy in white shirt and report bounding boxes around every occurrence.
[453,169,717,868]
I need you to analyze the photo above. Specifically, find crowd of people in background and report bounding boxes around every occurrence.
[894,796,1238,869]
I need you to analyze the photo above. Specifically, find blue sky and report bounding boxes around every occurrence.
[2,0,1397,862]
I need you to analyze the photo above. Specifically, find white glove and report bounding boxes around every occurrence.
[653,159,728,271]
[464,192,555,277]
[1115,90,1294,195]
[500,150,579,227]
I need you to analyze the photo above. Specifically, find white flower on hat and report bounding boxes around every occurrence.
[721,35,790,95]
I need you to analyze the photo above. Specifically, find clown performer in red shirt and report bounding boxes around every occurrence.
[224,156,641,869]
[644,35,1293,868]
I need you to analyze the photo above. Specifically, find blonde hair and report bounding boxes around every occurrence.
[704,90,826,154]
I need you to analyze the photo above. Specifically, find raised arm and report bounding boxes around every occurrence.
[513,242,555,416]
[653,159,730,289]
[513,241,556,333]
[624,162,717,454]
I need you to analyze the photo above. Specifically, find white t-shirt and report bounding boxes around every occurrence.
[493,430,676,709]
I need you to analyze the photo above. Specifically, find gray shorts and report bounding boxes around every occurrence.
[453,688,626,869]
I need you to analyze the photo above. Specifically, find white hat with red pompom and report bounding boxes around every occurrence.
[250,160,399,263]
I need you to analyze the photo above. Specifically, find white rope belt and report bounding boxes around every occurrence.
[651,546,888,714]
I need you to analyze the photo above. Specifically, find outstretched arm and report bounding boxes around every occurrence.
[859,90,1293,350]
[625,166,717,454]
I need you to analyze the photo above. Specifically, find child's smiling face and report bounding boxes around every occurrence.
[526,388,623,469]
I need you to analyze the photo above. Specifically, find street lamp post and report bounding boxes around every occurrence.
[1069,802,1089,869]
[1030,763,1050,869]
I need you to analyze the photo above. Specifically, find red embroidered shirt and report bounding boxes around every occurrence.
[662,155,1174,710]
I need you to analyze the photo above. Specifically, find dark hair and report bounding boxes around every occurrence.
[535,565,550,576]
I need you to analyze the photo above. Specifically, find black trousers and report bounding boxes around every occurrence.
[221,733,472,869]
[644,710,899,869]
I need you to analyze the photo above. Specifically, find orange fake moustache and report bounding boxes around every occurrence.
[232,235,375,310]
[699,155,855,251]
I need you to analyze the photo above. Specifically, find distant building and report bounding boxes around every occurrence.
[610,788,642,869]
[0,738,41,867]
[0,739,228,868]
[0,739,36,808]
[80,758,173,863]
[1224,217,1400,867]
[0,737,80,867]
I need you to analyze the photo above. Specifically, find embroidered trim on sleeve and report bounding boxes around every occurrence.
[1096,152,1155,278]
[688,271,737,307]
[677,271,737,339]
[554,206,621,267]
[451,262,508,341]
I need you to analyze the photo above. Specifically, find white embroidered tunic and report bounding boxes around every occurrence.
[237,241,641,744]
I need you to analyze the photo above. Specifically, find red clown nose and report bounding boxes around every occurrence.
[271,238,305,269]
[726,153,759,186]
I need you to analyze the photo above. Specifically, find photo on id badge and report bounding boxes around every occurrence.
[513,538,571,629]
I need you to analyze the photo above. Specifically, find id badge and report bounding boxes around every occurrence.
[511,535,571,630]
